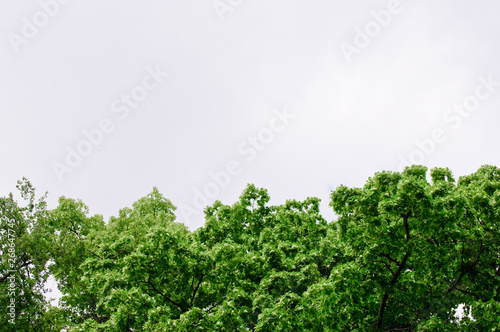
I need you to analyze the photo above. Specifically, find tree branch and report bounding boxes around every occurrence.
[140,276,187,312]
[0,259,33,282]
[190,273,205,307]
[454,287,482,300]
[381,253,400,266]
[376,252,410,329]
[372,260,394,275]
[390,252,410,285]
[376,293,390,329]
[447,241,482,293]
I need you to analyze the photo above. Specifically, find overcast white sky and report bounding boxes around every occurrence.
[2,0,500,234]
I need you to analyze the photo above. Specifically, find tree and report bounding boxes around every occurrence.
[5,165,500,330]
[0,178,64,331]
[194,185,332,331]
[68,187,195,331]
[63,185,332,331]
[300,165,500,331]
[47,196,105,327]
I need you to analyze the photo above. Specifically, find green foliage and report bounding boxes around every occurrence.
[3,166,500,330]
[324,165,500,331]
[0,178,62,331]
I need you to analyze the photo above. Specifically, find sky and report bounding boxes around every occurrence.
[1,1,500,303]
[2,0,500,226]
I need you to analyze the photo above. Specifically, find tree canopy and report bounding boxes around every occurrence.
[1,166,499,331]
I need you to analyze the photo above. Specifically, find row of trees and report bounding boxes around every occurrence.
[1,165,499,331]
